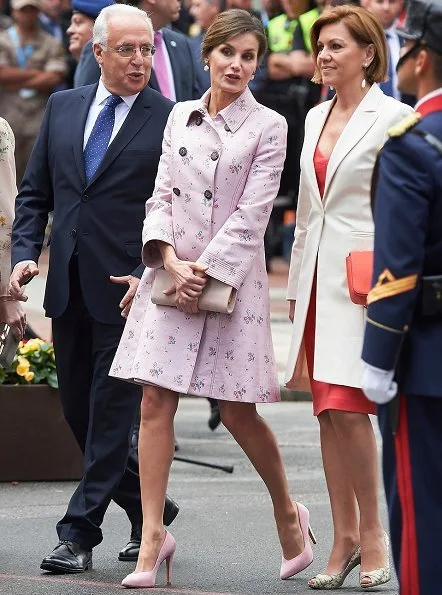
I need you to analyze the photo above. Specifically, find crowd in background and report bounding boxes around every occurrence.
[0,0,411,266]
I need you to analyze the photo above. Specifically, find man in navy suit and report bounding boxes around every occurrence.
[10,4,178,573]
[362,0,442,592]
[74,0,201,100]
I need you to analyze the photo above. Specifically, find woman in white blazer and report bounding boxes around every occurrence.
[0,117,25,341]
[285,6,413,590]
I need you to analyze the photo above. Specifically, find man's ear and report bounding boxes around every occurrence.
[93,42,104,66]
[415,47,430,76]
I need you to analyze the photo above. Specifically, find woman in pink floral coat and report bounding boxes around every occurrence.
[112,10,315,589]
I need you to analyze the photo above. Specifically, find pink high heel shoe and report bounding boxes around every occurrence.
[280,502,317,580]
[121,531,176,588]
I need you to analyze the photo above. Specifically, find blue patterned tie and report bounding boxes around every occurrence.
[380,32,394,97]
[84,94,123,183]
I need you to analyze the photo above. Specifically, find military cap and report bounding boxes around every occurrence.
[72,0,114,20]
[397,0,442,55]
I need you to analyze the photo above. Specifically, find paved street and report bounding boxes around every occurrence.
[0,399,397,595]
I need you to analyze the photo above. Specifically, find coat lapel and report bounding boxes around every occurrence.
[323,84,382,199]
[87,87,153,187]
[303,100,332,204]
[72,84,97,186]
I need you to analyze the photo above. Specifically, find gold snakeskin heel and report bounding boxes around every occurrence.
[308,546,361,590]
[360,532,391,589]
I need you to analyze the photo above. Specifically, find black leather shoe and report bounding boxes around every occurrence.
[40,540,92,574]
[118,495,179,561]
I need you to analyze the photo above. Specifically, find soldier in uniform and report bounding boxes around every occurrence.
[361,1,442,593]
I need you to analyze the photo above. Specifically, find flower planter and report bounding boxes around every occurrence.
[0,385,83,482]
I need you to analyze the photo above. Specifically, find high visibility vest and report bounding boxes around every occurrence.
[298,8,319,53]
[267,14,298,53]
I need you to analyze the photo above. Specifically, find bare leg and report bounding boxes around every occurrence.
[328,410,387,582]
[135,385,179,572]
[219,401,304,559]
[314,411,360,576]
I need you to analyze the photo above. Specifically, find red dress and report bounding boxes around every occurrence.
[304,146,376,416]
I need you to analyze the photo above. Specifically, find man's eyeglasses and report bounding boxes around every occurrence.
[100,44,156,58]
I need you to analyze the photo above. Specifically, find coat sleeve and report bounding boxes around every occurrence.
[11,95,54,268]
[142,104,177,268]
[286,111,312,300]
[0,118,16,297]
[196,113,288,290]
[362,131,435,370]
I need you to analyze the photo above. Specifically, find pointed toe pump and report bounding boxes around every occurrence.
[280,502,317,580]
[122,531,176,588]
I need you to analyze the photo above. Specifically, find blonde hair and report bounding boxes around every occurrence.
[310,5,388,84]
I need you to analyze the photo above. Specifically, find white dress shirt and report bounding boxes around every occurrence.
[83,79,140,149]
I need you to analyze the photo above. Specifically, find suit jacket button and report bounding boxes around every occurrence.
[82,194,89,202]
[196,116,202,126]
[210,151,219,161]
[179,147,187,156]
[204,190,212,200]
[70,229,77,238]
[173,187,181,196]
[224,124,231,132]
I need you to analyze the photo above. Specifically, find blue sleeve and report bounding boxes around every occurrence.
[362,131,435,369]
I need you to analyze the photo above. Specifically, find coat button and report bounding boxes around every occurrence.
[204,190,212,200]
[224,124,231,132]
[210,151,219,161]
[196,116,202,126]
[173,187,181,196]
[82,194,89,202]
[179,147,187,156]
[70,229,77,238]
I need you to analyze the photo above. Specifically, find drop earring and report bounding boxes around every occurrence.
[250,71,255,80]
[203,60,209,72]
[361,63,367,89]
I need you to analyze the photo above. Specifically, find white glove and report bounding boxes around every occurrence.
[361,363,398,405]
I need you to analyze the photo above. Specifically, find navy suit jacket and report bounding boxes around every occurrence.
[12,84,174,325]
[362,110,442,397]
[74,29,201,100]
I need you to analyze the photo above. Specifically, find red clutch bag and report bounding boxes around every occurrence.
[345,251,374,306]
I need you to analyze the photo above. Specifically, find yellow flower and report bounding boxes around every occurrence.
[24,371,35,382]
[16,360,30,376]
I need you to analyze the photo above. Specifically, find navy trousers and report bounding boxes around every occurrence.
[52,258,142,550]
[378,393,442,595]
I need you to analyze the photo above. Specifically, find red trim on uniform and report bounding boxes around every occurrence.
[416,94,442,118]
[394,395,420,595]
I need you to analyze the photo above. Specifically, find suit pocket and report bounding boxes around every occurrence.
[125,242,142,259]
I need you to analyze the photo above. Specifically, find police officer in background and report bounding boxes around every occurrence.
[361,1,442,593]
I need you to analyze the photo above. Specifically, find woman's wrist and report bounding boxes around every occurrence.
[0,295,14,302]
[157,241,178,268]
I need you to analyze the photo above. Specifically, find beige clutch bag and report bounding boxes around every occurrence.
[0,323,19,369]
[151,268,237,314]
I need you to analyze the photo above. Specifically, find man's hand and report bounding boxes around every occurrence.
[9,262,39,301]
[361,364,398,405]
[110,275,140,318]
[0,299,26,340]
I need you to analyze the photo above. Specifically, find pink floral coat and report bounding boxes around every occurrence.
[111,87,288,403]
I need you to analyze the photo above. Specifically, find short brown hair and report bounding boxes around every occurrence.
[310,5,388,85]
[202,9,267,63]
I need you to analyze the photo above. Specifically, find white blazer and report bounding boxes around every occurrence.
[285,84,413,389]
[0,118,16,298]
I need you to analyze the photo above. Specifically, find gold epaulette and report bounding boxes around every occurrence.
[367,269,418,305]
[388,113,421,138]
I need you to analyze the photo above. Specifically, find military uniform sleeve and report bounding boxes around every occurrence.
[44,37,68,75]
[0,119,17,297]
[362,130,436,370]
